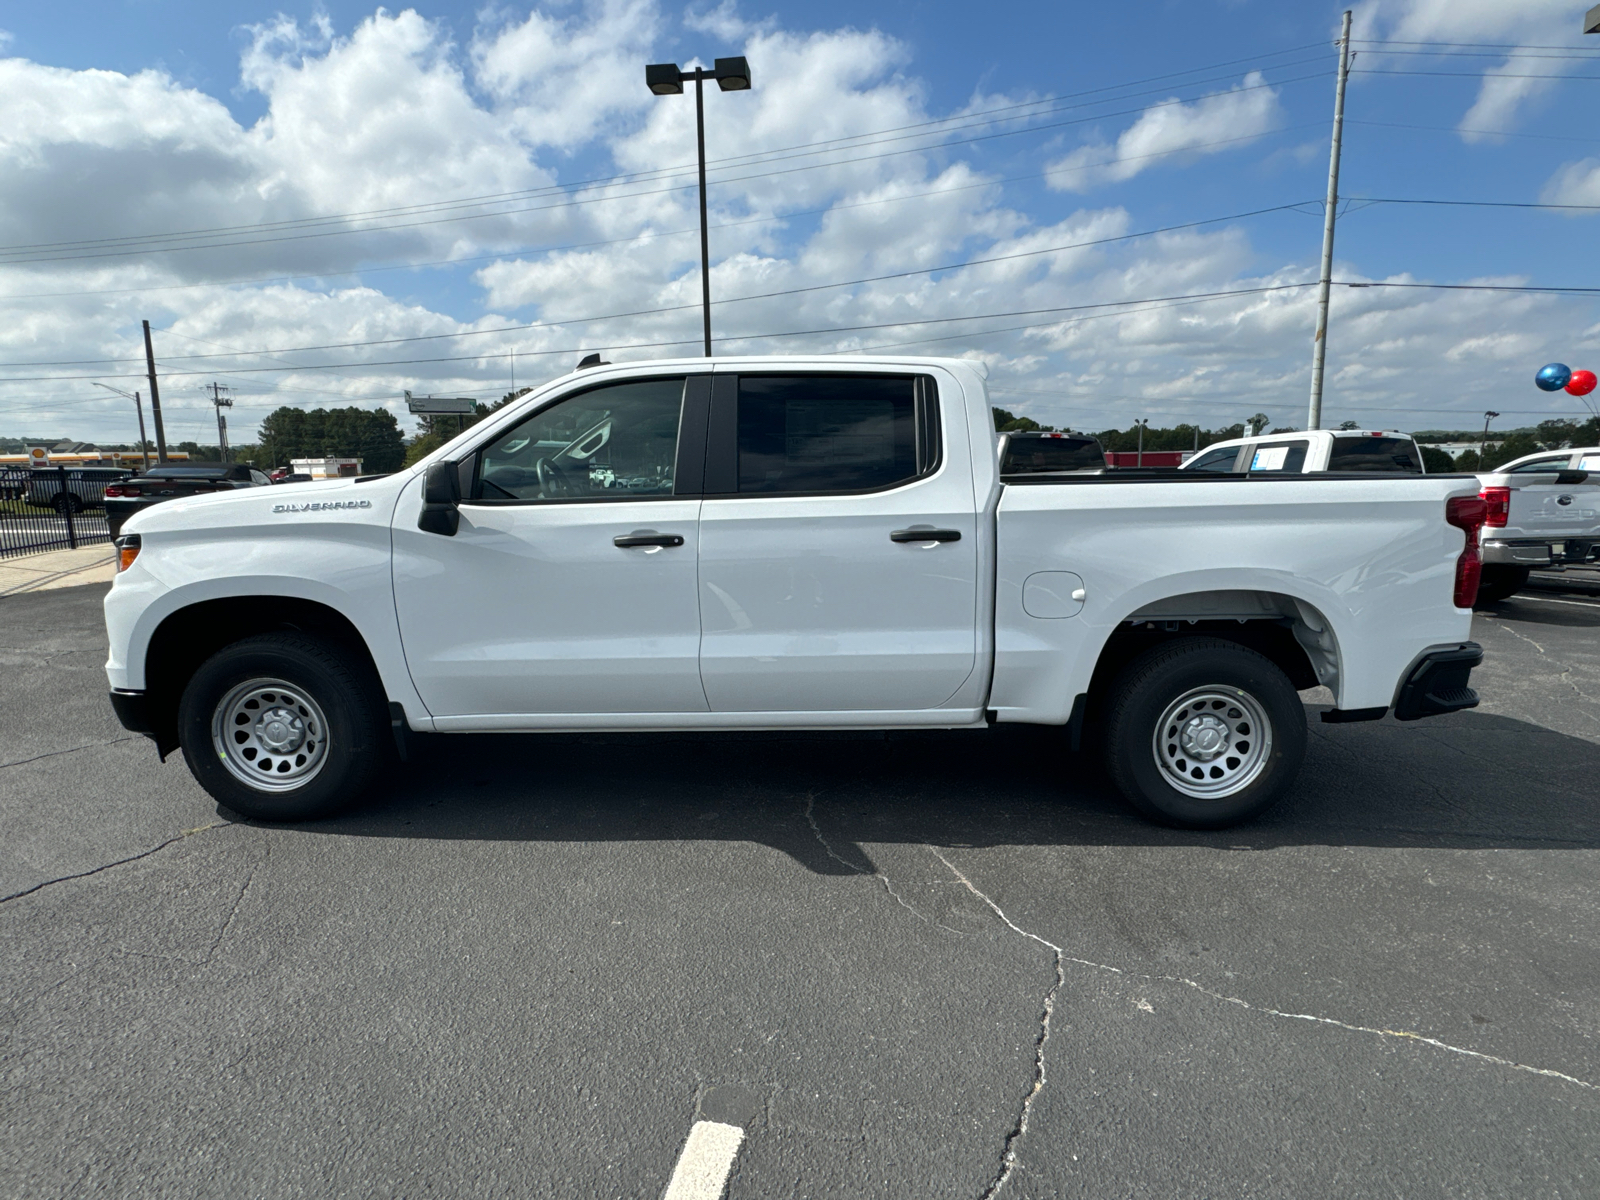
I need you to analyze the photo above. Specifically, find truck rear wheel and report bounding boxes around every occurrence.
[1104,638,1306,829]
[177,633,388,821]
[1475,565,1529,605]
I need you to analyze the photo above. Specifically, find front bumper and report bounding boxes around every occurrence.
[1393,643,1483,722]
[108,689,155,734]
[1482,538,1598,567]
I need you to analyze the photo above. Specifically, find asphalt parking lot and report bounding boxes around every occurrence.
[2,578,1598,1198]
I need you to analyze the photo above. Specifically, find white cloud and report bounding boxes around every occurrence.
[1353,0,1578,138]
[1045,73,1283,192]
[1540,157,1600,208]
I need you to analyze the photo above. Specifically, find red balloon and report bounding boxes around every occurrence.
[1567,369,1597,396]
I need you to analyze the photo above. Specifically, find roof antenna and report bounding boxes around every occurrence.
[576,353,610,370]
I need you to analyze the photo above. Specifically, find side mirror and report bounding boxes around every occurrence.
[418,461,461,536]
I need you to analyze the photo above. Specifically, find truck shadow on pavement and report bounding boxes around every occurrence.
[291,706,1600,875]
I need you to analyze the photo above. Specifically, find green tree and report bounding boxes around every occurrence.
[1480,431,1540,471]
[1418,445,1455,473]
[1337,420,1360,431]
[1536,418,1579,450]
[258,406,405,472]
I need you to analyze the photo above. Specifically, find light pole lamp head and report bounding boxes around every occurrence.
[714,56,751,90]
[646,63,684,95]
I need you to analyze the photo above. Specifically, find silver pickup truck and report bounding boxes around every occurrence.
[1475,446,1600,602]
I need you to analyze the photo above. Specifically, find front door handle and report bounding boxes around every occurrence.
[890,527,961,543]
[614,531,685,548]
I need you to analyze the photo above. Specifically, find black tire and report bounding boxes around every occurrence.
[52,492,82,515]
[1475,565,1529,605]
[177,633,389,821]
[1103,637,1307,830]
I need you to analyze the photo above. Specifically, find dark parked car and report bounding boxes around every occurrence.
[24,467,131,513]
[273,473,313,484]
[104,463,272,536]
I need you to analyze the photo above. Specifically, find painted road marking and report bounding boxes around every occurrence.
[1511,594,1600,610]
[661,1120,745,1200]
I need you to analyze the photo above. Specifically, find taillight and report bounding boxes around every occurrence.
[1479,486,1510,528]
[1445,495,1487,608]
[105,483,140,497]
[114,534,141,572]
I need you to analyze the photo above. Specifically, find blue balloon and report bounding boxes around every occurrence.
[1536,362,1572,391]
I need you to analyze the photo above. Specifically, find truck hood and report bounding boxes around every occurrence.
[123,473,414,535]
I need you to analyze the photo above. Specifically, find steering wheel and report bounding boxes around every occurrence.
[536,456,575,496]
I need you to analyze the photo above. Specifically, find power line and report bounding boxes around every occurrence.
[1353,68,1600,81]
[0,202,1318,368]
[1345,118,1600,144]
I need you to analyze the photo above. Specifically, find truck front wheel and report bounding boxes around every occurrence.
[1104,638,1306,829]
[177,633,389,821]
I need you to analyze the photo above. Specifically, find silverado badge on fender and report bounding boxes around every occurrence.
[271,500,373,513]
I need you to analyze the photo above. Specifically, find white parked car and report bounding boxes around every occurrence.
[1181,429,1425,475]
[104,356,1486,830]
[1473,446,1600,602]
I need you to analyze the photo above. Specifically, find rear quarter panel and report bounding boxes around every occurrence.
[992,476,1477,721]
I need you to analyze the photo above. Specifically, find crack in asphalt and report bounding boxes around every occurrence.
[0,736,142,771]
[801,794,963,935]
[0,821,232,906]
[1490,620,1600,724]
[927,848,1062,1200]
[931,845,1597,1099]
[204,844,263,966]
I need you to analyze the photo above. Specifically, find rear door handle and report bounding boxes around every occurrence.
[890,527,961,543]
[614,531,685,548]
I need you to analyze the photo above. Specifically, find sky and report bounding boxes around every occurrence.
[3,0,1600,447]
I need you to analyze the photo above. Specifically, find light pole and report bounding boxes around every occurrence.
[92,382,151,471]
[205,382,233,462]
[645,55,752,356]
[1481,410,1500,466]
[1135,417,1149,466]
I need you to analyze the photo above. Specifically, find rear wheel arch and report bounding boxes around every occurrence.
[1083,590,1338,721]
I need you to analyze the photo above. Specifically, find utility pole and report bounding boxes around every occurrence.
[141,320,169,462]
[1481,410,1500,466]
[209,382,233,462]
[1306,9,1353,432]
[1136,418,1148,466]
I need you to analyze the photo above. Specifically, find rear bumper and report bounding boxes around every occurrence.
[1393,643,1483,722]
[1482,538,1597,566]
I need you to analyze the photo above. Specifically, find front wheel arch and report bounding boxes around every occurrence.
[142,596,388,757]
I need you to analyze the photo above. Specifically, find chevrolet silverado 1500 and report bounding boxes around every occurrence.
[104,356,1487,829]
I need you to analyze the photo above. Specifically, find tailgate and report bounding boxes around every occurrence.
[1500,476,1600,539]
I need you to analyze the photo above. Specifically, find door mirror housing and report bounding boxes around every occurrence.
[418,461,461,536]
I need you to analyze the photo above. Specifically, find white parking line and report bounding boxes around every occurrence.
[1508,594,1600,610]
[661,1120,745,1200]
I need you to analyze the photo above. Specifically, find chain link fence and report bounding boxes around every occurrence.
[0,465,116,559]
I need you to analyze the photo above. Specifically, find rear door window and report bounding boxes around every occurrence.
[732,374,935,495]
[1185,445,1242,473]
[1248,440,1309,472]
[1327,436,1422,472]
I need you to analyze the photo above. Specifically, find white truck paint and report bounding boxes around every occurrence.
[104,356,1485,829]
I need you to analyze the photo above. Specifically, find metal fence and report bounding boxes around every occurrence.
[0,465,115,560]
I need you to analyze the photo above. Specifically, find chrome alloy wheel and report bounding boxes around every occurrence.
[211,677,330,792]
[1153,685,1272,800]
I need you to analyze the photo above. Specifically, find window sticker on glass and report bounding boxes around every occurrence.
[1251,446,1289,471]
[1580,455,1600,471]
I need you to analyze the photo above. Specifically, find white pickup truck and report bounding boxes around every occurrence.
[1474,446,1600,602]
[104,356,1487,830]
[1181,429,1425,475]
